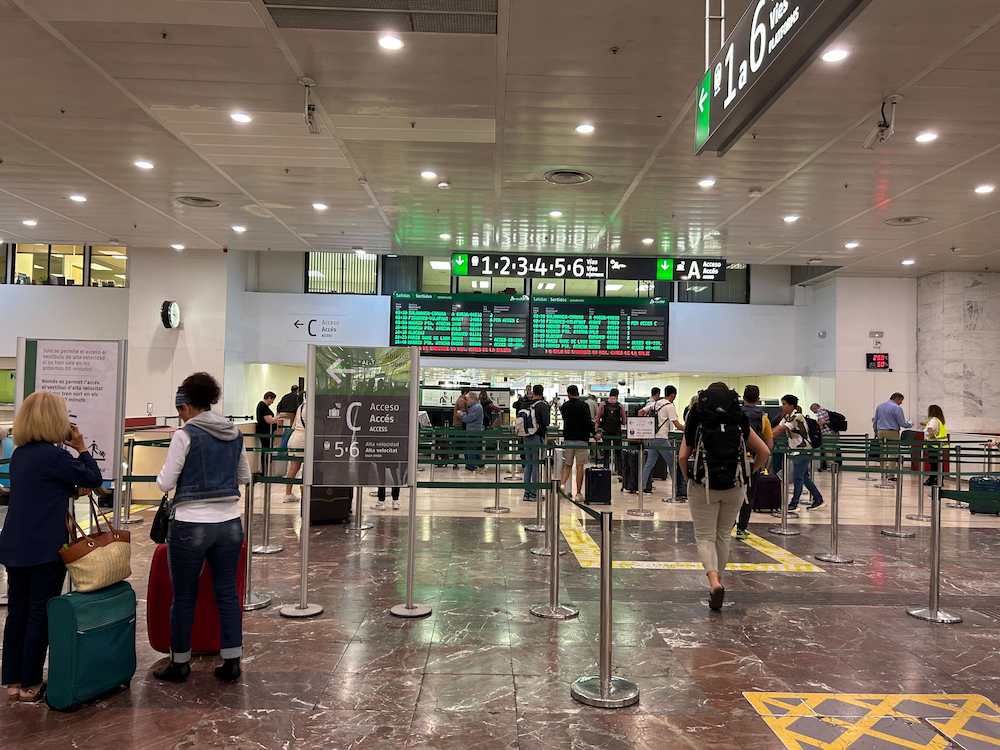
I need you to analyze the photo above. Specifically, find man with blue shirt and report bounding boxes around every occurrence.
[874,392,912,481]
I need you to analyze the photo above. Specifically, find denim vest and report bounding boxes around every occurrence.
[174,425,242,503]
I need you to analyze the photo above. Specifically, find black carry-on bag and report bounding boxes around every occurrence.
[585,467,612,504]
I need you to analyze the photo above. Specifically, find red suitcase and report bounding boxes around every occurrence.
[146,541,248,654]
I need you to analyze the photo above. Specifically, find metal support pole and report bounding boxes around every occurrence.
[859,434,877,482]
[988,445,994,477]
[663,437,684,504]
[530,479,578,620]
[524,443,546,533]
[253,449,284,554]
[531,454,566,556]
[628,440,653,517]
[571,511,640,709]
[770,450,800,536]
[278,483,323,618]
[883,459,916,538]
[348,485,374,532]
[243,479,272,611]
[484,437,510,514]
[908,444,933,522]
[120,438,143,525]
[815,463,852,564]
[907,484,962,624]
[947,445,965,508]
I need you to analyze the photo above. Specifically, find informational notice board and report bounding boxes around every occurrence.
[16,338,126,483]
[626,417,655,441]
[307,345,417,488]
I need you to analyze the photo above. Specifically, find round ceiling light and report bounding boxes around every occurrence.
[69,194,87,203]
[844,241,860,249]
[420,170,437,180]
[548,210,563,218]
[133,159,154,170]
[821,47,850,63]
[437,180,450,190]
[230,111,253,124]
[21,219,37,227]
[807,258,824,265]
[641,237,654,246]
[974,184,996,195]
[171,243,185,252]
[783,214,800,224]
[915,131,938,144]
[312,202,329,211]
[698,177,717,189]
[378,34,404,51]
[176,195,221,208]
[439,233,452,241]
[575,123,595,135]
[543,169,593,186]
[231,225,247,234]
[901,258,916,266]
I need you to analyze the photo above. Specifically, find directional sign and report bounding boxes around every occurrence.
[452,253,469,276]
[289,317,343,341]
[695,0,870,154]
[456,253,728,282]
[605,257,726,282]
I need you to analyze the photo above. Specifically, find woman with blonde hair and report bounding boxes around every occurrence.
[0,391,103,702]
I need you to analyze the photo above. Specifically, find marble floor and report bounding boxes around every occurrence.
[2,469,1000,749]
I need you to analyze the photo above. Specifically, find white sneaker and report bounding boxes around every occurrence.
[392,500,400,510]
[373,501,386,511]
[283,493,299,503]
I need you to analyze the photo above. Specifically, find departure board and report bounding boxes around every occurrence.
[390,293,530,356]
[529,297,668,361]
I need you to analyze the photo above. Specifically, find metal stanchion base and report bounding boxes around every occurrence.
[483,506,511,514]
[390,603,433,619]
[907,606,962,624]
[347,523,375,532]
[946,502,967,509]
[768,526,801,536]
[881,528,916,538]
[874,482,895,489]
[815,552,854,564]
[529,604,579,620]
[243,591,272,611]
[571,676,640,709]
[626,508,654,517]
[857,477,879,482]
[120,515,145,525]
[906,513,932,522]
[523,523,546,533]
[279,603,324,618]
[530,547,567,556]
[253,544,284,555]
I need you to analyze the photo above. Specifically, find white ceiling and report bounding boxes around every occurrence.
[1,0,1000,278]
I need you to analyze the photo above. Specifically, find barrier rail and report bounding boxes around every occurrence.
[530,454,578,621]
[242,478,272,611]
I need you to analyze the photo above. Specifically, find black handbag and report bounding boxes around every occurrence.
[149,494,171,544]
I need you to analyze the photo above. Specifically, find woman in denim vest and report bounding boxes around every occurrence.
[154,372,250,683]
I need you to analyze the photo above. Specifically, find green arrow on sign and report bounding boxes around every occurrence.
[694,69,712,152]
[656,258,674,281]
[451,253,469,276]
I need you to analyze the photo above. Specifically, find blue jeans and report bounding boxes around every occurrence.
[790,455,822,509]
[522,435,543,497]
[167,518,244,662]
[641,439,687,497]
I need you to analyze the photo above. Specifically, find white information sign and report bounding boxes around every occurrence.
[626,416,655,441]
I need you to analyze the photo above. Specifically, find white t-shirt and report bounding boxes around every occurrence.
[647,399,679,439]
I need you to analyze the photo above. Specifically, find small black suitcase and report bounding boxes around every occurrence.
[751,472,782,512]
[585,467,612,504]
[621,448,641,493]
[310,486,353,524]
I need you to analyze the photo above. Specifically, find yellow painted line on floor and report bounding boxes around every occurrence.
[560,515,824,573]
[745,692,1000,750]
[78,504,152,533]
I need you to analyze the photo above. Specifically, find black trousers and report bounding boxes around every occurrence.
[377,487,401,501]
[1,561,66,687]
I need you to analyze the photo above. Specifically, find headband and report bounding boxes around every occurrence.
[175,387,191,408]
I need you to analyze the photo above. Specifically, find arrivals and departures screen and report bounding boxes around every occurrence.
[530,297,668,361]
[390,293,530,356]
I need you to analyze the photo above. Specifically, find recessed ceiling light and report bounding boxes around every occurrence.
[386,254,399,258]
[901,258,916,266]
[439,233,452,241]
[420,170,437,180]
[171,243,185,252]
[641,237,655,246]
[21,219,37,227]
[844,241,860,249]
[312,202,329,211]
[230,111,253,124]
[821,47,849,63]
[915,130,938,144]
[133,159,154,170]
[437,180,450,190]
[378,33,404,51]
[69,194,87,203]
[231,225,247,234]
[974,184,996,195]
[698,177,717,189]
[807,258,824,265]
[548,210,563,219]
[429,260,450,271]
[575,123,595,135]
[783,214,800,224]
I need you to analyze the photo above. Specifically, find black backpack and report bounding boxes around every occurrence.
[805,416,823,448]
[599,402,624,435]
[828,410,848,432]
[692,385,749,491]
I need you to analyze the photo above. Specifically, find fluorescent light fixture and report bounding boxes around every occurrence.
[69,194,87,203]
[115,274,127,279]
[21,219,37,227]
[821,47,850,63]
[312,202,329,211]
[230,111,253,124]
[687,285,708,292]
[901,258,916,266]
[386,253,399,258]
[378,33,403,50]
[844,241,860,249]
[170,243,185,252]
[807,258,824,265]
[90,262,111,271]
[783,214,800,224]
[133,159,154,170]
[544,282,556,290]
[974,184,996,195]
[606,283,623,292]
[420,170,437,180]
[915,131,938,144]
[429,260,450,271]
[548,210,563,219]
[34,264,43,270]
[231,225,247,234]
[575,123,595,135]
[641,237,654,246]
[439,233,452,241]
[698,177,717,189]
[437,180,450,190]
[308,270,325,278]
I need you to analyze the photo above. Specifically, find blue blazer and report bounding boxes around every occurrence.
[0,442,103,567]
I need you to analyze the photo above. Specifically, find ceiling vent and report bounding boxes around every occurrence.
[883,215,930,227]
[264,1,498,34]
[176,196,221,208]
[543,169,593,186]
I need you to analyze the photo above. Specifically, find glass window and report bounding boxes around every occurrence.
[421,257,451,293]
[677,282,712,303]
[458,277,493,294]
[0,243,7,283]
[712,264,750,304]
[14,244,49,285]
[306,251,377,294]
[531,279,563,297]
[90,245,128,288]
[490,277,525,295]
[605,280,638,298]
[49,245,84,286]
[565,279,599,297]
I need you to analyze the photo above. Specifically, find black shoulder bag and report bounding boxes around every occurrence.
[149,494,172,544]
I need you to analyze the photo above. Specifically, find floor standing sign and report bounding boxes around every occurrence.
[16,338,128,525]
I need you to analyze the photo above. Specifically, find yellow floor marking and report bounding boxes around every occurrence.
[560,515,825,573]
[746,692,1000,750]
[77,504,152,533]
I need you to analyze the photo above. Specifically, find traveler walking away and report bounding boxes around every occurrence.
[558,385,596,501]
[275,385,302,450]
[679,382,770,611]
[596,388,627,471]
[517,385,550,502]
[922,404,949,486]
[773,395,824,511]
[451,390,470,469]
[638,385,687,500]
[459,390,485,471]
[282,399,307,502]
[255,391,277,450]
[873,393,912,481]
[735,385,774,539]
[154,372,251,684]
[0,392,104,702]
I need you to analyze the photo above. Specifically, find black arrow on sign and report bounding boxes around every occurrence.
[294,319,304,329]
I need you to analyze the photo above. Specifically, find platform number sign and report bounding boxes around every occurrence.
[694,0,870,154]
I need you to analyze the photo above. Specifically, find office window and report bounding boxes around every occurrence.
[676,281,712,303]
[306,251,377,294]
[458,277,525,295]
[13,244,49,284]
[712,264,750,303]
[530,279,563,297]
[90,245,128,287]
[49,245,84,286]
[421,257,451,293]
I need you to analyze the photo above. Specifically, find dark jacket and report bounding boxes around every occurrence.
[276,391,301,414]
[0,442,103,567]
[560,398,595,443]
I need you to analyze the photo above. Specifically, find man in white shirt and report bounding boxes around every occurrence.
[638,385,687,499]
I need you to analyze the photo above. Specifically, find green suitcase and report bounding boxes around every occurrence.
[46,581,137,711]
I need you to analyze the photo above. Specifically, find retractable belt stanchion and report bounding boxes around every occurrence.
[531,446,565,557]
[859,434,877,482]
[815,463,853,564]
[278,482,323,619]
[947,445,965,509]
[523,442,546,533]
[882,455,916,539]
[627,439,653,518]
[664,436,684,504]
[348,485,373,532]
[120,437,143,525]
[253,448,284,555]
[770,450,799,537]
[907,484,962,624]
[908,444,937,522]
[485,436,511,514]
[874,437,894,490]
[530,466,578,621]
[242,478,272,611]
[571,506,639,709]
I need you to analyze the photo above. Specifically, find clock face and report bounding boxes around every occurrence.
[161,301,181,329]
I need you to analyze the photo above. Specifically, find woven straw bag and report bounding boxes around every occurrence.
[59,497,132,592]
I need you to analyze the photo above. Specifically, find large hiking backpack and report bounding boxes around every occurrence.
[515,402,539,437]
[805,416,823,448]
[692,384,749,491]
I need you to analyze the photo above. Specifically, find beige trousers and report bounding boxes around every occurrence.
[687,482,746,573]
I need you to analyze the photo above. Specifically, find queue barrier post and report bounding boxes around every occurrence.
[120,437,144,525]
[571,507,639,709]
[242,477,272,611]
[907,484,961,624]
[484,436,511,514]
[908,444,936,522]
[348,485,374,532]
[947,445,966,509]
[278,482,323,619]
[882,454,916,538]
[769,450,800,537]
[530,467,578,621]
[627,439,653,518]
[523,444,546,533]
[531,446,566,556]
[815,462,853,564]
[253,449,284,555]
[858,434,877,482]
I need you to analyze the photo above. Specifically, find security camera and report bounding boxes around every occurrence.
[863,94,902,150]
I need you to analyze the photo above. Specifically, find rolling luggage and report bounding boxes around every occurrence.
[969,476,1000,494]
[585,467,612,505]
[751,471,782,512]
[968,476,1000,515]
[621,448,641,494]
[47,582,136,711]
[146,541,248,654]
[311,486,353,524]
